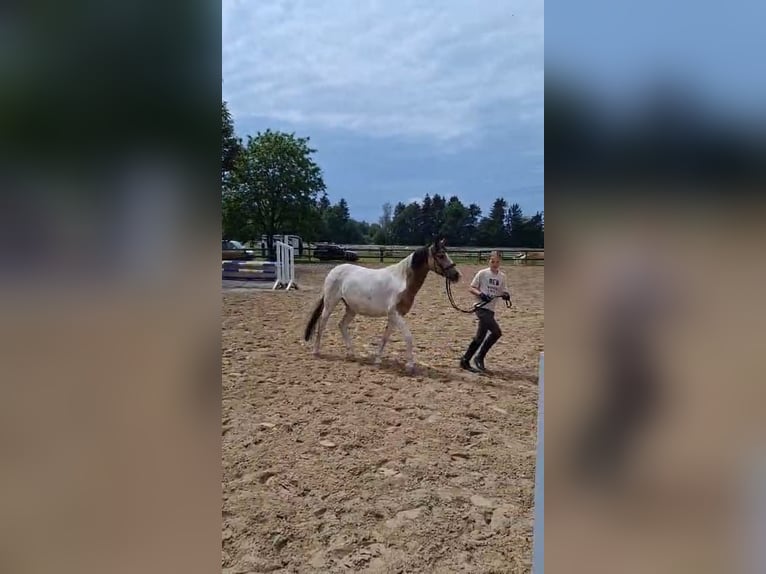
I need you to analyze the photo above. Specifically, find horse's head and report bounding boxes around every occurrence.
[428,238,461,283]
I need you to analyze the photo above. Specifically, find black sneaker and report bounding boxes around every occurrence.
[460,357,477,372]
[473,357,487,372]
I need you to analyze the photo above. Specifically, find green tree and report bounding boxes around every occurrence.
[324,198,350,242]
[367,222,383,244]
[389,202,407,244]
[319,198,369,244]
[505,203,545,247]
[526,211,545,247]
[312,193,332,241]
[477,198,508,246]
[440,196,470,245]
[344,220,366,244]
[354,220,371,243]
[390,201,421,245]
[222,191,253,241]
[222,101,246,239]
[465,203,482,245]
[507,203,526,246]
[324,198,349,241]
[419,194,434,243]
[380,202,393,238]
[375,202,394,244]
[431,194,447,242]
[232,129,326,259]
[221,101,242,191]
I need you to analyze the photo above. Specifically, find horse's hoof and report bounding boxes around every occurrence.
[312,350,321,357]
[373,356,382,365]
[405,363,416,375]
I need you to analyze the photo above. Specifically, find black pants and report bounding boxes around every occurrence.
[464,308,502,361]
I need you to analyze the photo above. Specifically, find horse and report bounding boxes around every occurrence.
[303,239,461,373]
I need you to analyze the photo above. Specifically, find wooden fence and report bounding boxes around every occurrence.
[244,242,543,264]
[333,245,544,264]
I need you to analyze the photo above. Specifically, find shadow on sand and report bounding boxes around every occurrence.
[314,352,538,387]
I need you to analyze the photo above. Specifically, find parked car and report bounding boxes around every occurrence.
[312,243,359,262]
[222,240,255,260]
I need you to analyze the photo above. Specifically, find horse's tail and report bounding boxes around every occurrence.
[304,295,325,342]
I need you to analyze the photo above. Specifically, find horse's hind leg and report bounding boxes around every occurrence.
[339,307,356,357]
[314,293,341,356]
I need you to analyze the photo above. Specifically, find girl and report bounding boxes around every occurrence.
[460,251,511,372]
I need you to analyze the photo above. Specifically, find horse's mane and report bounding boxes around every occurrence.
[388,246,429,281]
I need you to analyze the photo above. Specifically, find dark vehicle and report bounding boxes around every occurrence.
[222,240,255,260]
[312,243,359,262]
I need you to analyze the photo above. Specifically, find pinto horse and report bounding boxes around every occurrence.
[303,240,461,373]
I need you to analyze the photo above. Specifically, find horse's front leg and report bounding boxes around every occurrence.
[339,308,356,358]
[375,318,393,365]
[389,312,415,373]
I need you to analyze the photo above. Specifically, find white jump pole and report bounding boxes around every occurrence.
[532,351,544,573]
[272,240,297,291]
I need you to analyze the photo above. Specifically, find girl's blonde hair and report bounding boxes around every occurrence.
[489,250,502,259]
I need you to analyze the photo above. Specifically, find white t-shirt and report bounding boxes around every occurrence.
[470,268,508,312]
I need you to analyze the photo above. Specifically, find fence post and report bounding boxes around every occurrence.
[379,248,384,262]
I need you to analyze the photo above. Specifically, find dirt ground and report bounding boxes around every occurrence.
[222,262,543,573]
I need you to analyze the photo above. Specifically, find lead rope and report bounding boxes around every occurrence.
[445,277,510,313]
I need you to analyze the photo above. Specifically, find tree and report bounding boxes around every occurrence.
[310,193,332,241]
[526,212,545,247]
[465,203,482,245]
[222,101,246,239]
[390,201,421,245]
[431,194,447,241]
[221,101,242,191]
[419,194,434,243]
[222,191,253,241]
[378,202,393,244]
[344,220,366,244]
[477,198,509,246]
[324,199,346,237]
[389,202,407,244]
[316,198,369,244]
[507,203,526,246]
[367,222,383,244]
[232,129,326,259]
[440,196,470,245]
[504,203,545,247]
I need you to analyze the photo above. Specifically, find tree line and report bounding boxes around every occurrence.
[222,101,544,257]
[374,195,543,247]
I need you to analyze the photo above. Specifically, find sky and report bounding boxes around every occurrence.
[222,0,543,224]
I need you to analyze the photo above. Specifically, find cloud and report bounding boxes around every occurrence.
[222,0,543,147]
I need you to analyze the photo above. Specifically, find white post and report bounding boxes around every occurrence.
[272,241,296,291]
[532,351,544,573]
[287,240,295,289]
